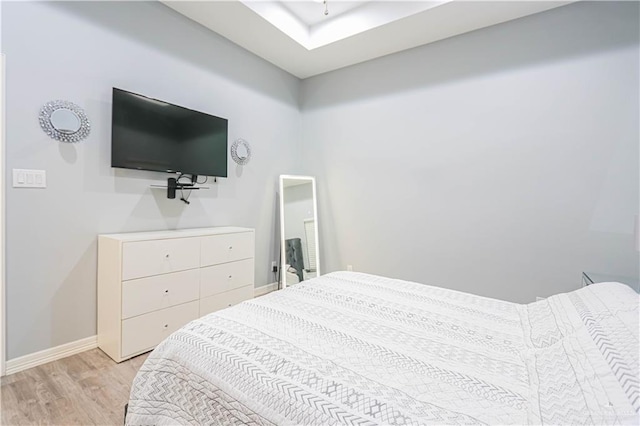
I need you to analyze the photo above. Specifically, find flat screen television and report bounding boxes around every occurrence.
[111,88,228,178]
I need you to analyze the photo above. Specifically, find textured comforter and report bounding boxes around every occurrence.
[126,271,639,425]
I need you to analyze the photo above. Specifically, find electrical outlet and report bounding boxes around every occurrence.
[271,261,278,273]
[347,265,353,271]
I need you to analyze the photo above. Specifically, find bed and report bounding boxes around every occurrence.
[126,271,639,425]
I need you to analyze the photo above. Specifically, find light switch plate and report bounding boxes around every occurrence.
[13,169,46,188]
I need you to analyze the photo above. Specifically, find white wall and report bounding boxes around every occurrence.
[301,1,639,303]
[1,1,301,360]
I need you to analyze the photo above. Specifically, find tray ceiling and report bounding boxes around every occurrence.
[162,0,575,79]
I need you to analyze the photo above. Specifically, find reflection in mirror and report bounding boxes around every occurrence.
[236,143,248,160]
[50,109,81,134]
[279,175,320,289]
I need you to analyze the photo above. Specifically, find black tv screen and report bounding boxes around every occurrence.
[111,88,228,177]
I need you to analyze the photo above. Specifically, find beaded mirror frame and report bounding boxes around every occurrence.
[39,100,91,143]
[230,138,252,165]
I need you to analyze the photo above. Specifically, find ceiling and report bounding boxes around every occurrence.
[283,178,313,188]
[282,1,366,26]
[162,0,575,79]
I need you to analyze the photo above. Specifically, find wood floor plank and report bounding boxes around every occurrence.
[1,349,149,425]
[43,397,96,426]
[2,377,51,425]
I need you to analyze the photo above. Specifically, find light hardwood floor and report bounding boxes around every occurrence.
[1,349,148,425]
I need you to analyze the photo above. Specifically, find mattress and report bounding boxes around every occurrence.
[126,271,639,425]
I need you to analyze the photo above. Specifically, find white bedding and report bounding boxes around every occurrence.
[126,271,639,425]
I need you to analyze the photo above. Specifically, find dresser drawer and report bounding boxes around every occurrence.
[201,232,254,267]
[200,258,254,298]
[122,269,200,319]
[121,301,198,358]
[199,285,254,316]
[122,237,200,280]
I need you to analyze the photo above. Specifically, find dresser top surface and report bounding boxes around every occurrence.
[99,227,254,242]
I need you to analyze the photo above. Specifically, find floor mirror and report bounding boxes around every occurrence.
[279,175,320,289]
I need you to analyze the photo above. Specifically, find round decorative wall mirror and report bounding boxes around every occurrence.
[39,100,91,143]
[231,138,252,165]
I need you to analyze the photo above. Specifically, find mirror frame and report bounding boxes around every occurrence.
[39,100,91,143]
[279,175,320,289]
[231,138,252,165]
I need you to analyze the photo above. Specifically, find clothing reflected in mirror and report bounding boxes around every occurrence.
[279,175,320,289]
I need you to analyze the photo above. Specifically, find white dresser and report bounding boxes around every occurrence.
[97,227,255,362]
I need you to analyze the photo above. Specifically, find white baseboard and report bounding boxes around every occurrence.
[5,335,97,376]
[255,282,279,297]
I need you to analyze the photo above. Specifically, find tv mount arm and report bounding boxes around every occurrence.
[151,174,211,204]
[167,174,200,204]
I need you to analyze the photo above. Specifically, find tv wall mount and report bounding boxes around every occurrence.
[150,173,211,204]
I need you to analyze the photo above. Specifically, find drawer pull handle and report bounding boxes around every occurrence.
[165,254,170,258]
[164,289,169,293]
[164,324,168,328]
[228,275,232,279]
